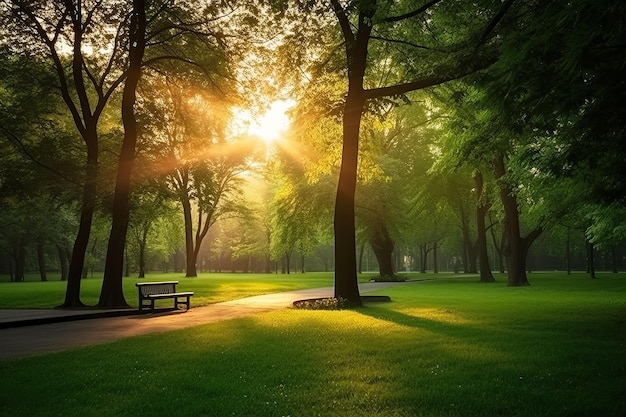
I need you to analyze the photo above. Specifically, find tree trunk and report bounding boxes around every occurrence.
[474,171,495,282]
[494,154,542,286]
[334,90,365,305]
[181,197,197,277]
[190,210,215,279]
[419,244,431,273]
[331,0,377,306]
[433,242,439,273]
[57,244,69,281]
[13,246,25,282]
[138,227,147,278]
[357,243,365,274]
[37,243,47,282]
[565,227,571,275]
[285,251,291,274]
[99,0,146,308]
[62,138,97,307]
[265,253,271,273]
[586,239,596,279]
[489,218,506,273]
[369,221,394,278]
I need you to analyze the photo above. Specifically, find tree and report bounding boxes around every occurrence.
[269,167,331,274]
[482,0,626,279]
[474,171,495,282]
[140,76,248,277]
[490,0,626,209]
[97,0,147,308]
[325,0,517,304]
[126,186,175,278]
[4,0,133,306]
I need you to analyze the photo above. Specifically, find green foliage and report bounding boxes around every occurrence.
[497,1,625,187]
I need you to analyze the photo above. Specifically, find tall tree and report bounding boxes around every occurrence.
[3,0,132,306]
[97,0,146,308]
[474,171,495,282]
[326,0,517,304]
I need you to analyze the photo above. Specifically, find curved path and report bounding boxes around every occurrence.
[0,281,410,361]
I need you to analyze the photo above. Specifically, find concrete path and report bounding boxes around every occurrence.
[0,281,409,361]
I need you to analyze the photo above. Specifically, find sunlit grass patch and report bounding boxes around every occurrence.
[0,273,624,416]
[0,272,336,309]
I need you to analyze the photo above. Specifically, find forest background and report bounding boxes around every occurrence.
[0,0,624,307]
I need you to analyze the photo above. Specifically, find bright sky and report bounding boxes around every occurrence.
[231,99,296,145]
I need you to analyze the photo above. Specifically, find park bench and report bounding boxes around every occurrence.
[136,281,194,313]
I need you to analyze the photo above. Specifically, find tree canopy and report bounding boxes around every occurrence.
[1,0,625,302]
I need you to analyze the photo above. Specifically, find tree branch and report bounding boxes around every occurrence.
[329,0,354,45]
[10,1,87,136]
[363,76,452,100]
[478,0,517,44]
[143,55,226,95]
[369,35,446,52]
[382,0,445,23]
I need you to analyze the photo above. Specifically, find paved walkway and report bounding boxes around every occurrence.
[0,281,409,361]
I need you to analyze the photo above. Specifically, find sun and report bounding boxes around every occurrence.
[231,99,295,145]
[254,100,295,144]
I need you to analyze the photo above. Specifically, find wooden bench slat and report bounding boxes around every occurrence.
[146,291,194,299]
[135,281,194,312]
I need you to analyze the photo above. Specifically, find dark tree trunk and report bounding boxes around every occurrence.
[459,206,478,273]
[474,171,495,282]
[265,253,271,273]
[334,89,365,304]
[419,244,431,273]
[99,0,146,308]
[466,237,478,274]
[37,243,47,281]
[586,239,596,279]
[330,0,377,306]
[494,154,542,286]
[138,227,148,278]
[433,242,439,273]
[370,221,394,278]
[565,227,571,275]
[357,243,365,274]
[488,219,506,274]
[181,196,197,277]
[62,139,97,307]
[13,246,26,282]
[57,244,69,281]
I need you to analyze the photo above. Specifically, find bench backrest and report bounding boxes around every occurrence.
[136,281,178,297]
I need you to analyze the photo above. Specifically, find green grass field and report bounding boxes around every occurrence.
[0,272,341,309]
[0,272,624,416]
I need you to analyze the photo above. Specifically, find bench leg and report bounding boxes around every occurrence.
[174,296,190,310]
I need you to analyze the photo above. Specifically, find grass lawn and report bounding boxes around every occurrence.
[0,272,624,416]
[0,271,343,309]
